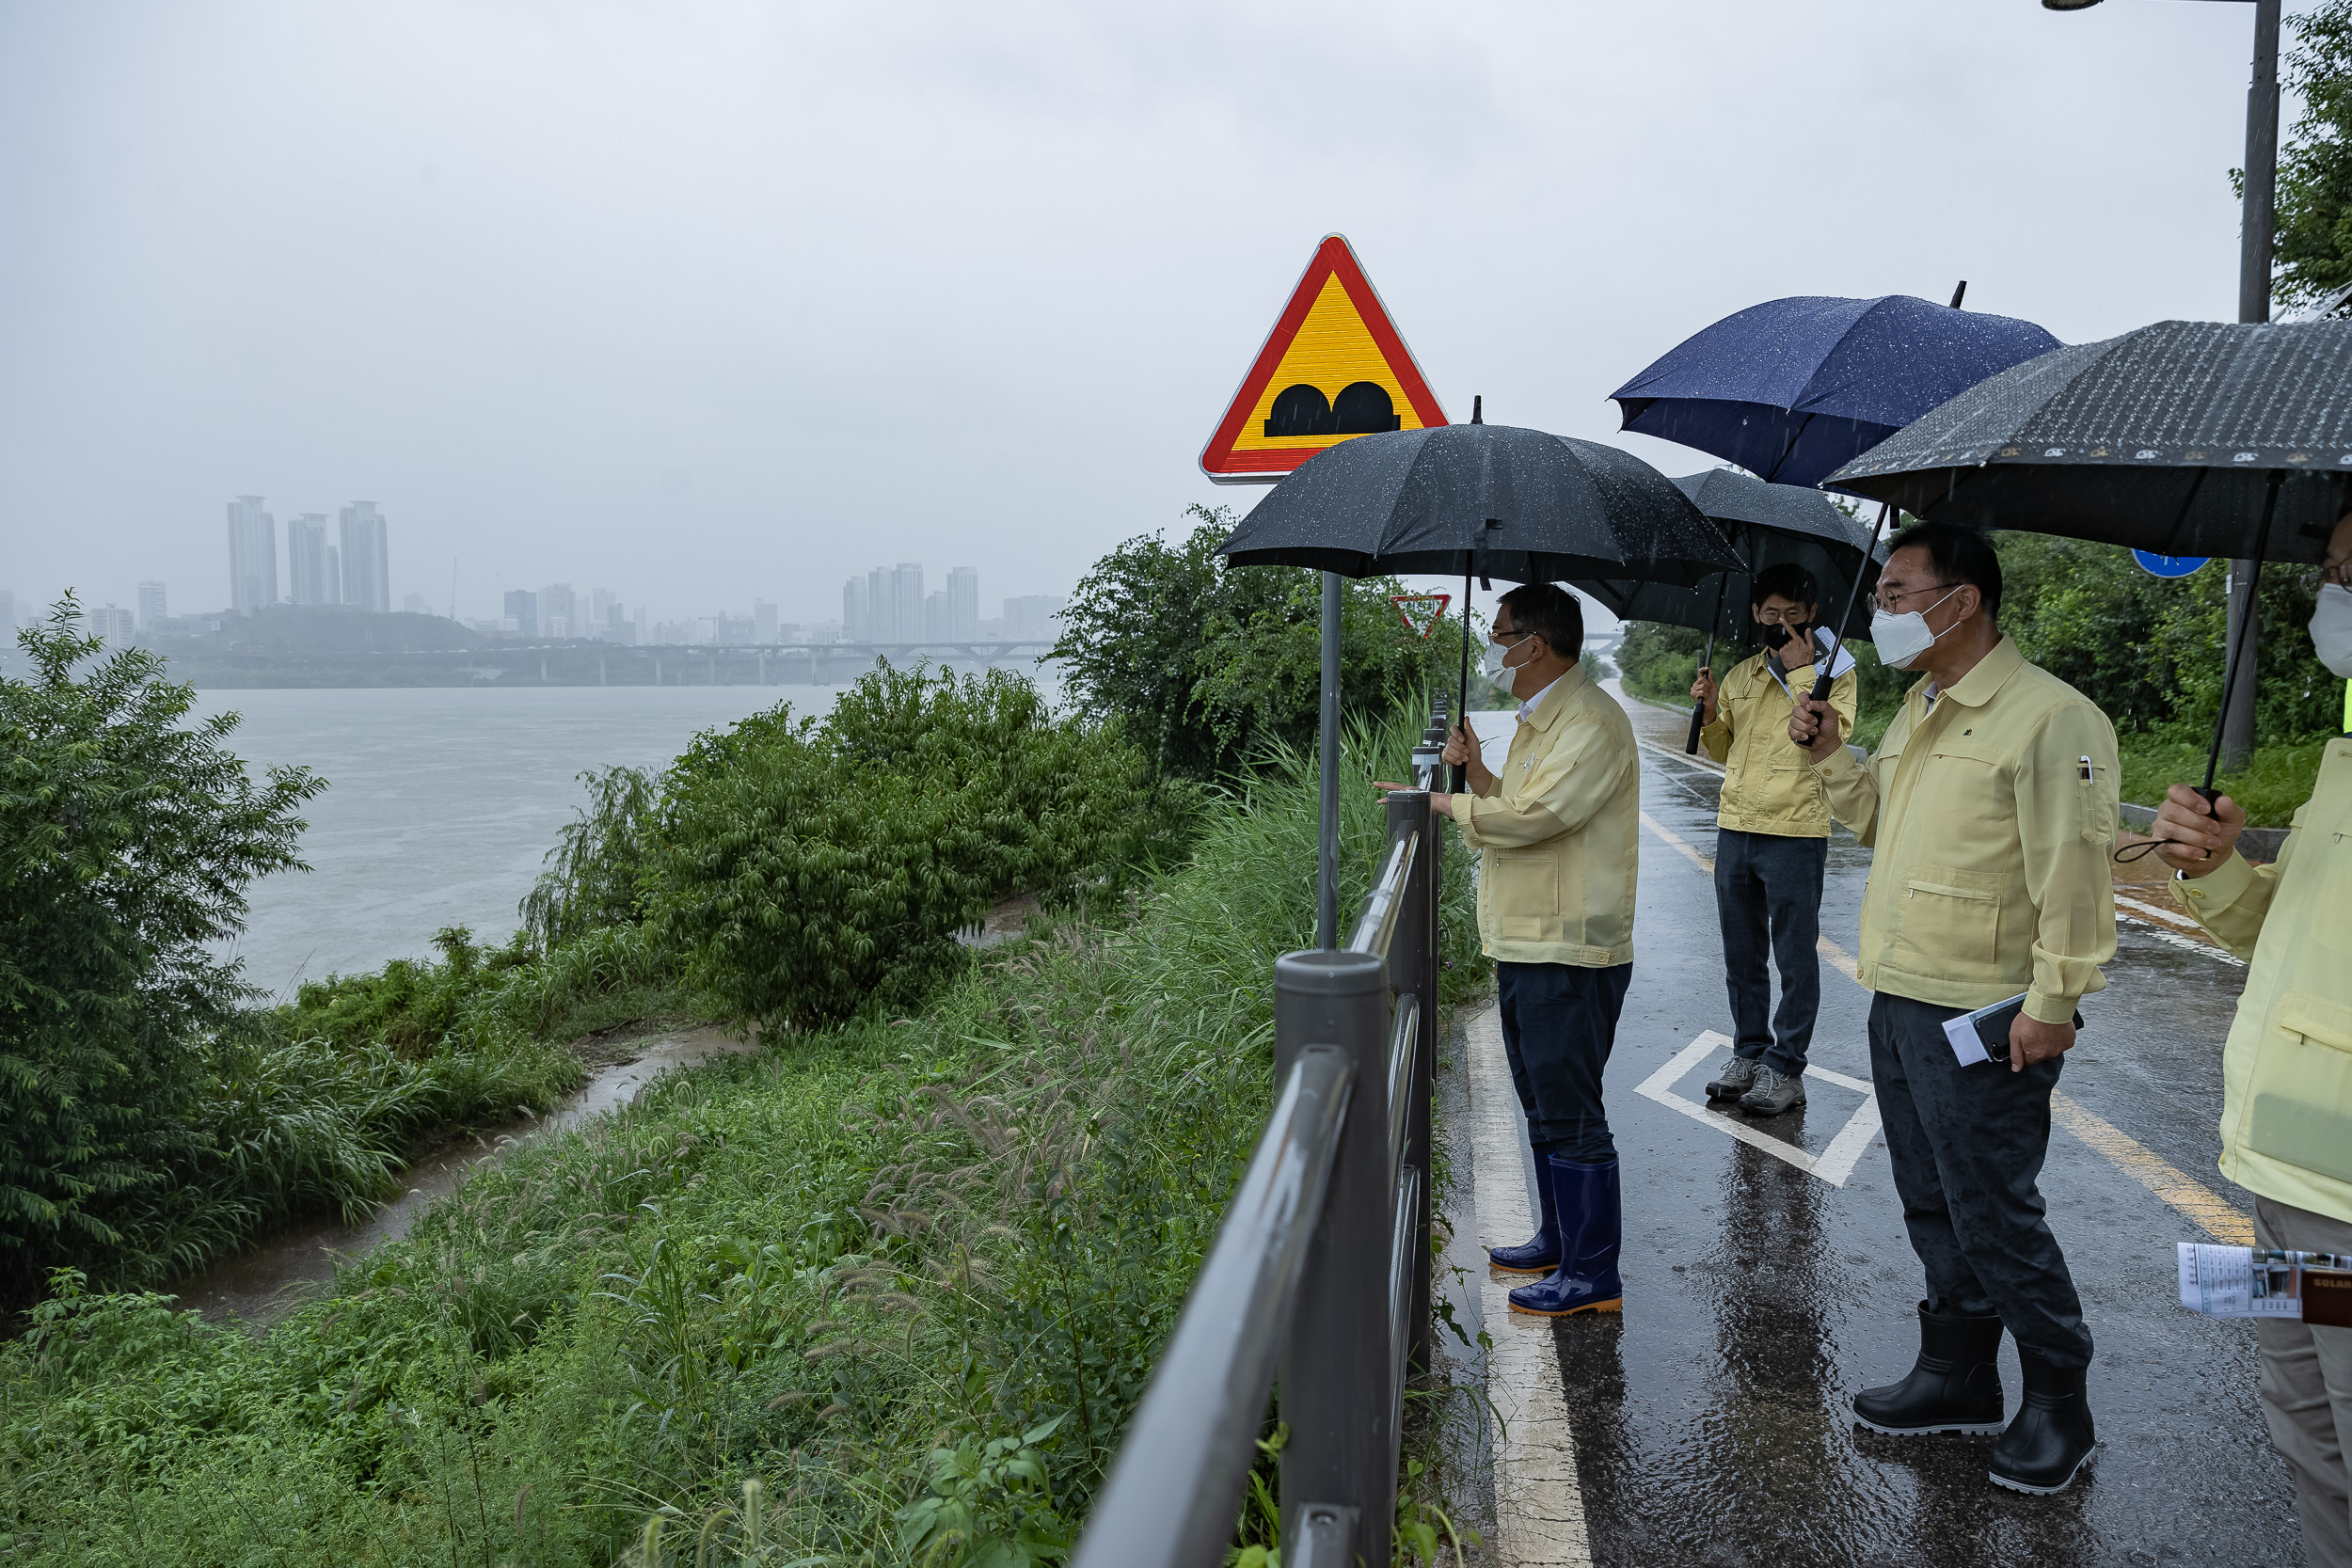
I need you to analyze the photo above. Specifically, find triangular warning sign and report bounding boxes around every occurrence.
[1200,234,1447,483]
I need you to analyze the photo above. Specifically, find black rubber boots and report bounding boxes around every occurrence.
[1988,1351,2097,1495]
[1851,1302,2006,1435]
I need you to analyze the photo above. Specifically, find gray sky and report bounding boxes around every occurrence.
[0,0,2309,633]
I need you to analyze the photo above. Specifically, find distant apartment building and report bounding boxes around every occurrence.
[867,566,893,642]
[137,581,167,630]
[947,566,979,640]
[591,589,617,638]
[503,589,538,638]
[606,603,637,645]
[754,600,778,644]
[226,496,278,613]
[925,591,949,641]
[0,590,15,631]
[540,583,577,639]
[842,577,867,641]
[326,546,341,602]
[339,502,390,612]
[287,515,336,607]
[402,593,429,616]
[805,619,840,644]
[86,604,135,643]
[1004,594,1065,642]
[892,563,923,644]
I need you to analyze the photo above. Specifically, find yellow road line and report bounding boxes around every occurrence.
[1638,814,2254,1244]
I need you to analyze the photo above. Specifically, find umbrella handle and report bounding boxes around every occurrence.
[1795,501,1888,749]
[1686,626,1717,755]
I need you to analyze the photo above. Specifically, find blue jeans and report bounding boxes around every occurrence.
[1713,828,1827,1077]
[1496,960,1632,1163]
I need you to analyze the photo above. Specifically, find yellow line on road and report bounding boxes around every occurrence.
[1637,814,2254,1245]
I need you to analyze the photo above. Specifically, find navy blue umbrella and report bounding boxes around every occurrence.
[1610,290,2062,492]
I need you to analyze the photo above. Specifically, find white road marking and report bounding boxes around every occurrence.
[2113,895,2247,968]
[1631,1031,1883,1187]
[1466,1005,1593,1567]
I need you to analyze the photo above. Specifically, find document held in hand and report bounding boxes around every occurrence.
[2178,1243,2352,1325]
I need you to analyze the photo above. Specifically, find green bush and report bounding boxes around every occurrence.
[0,693,1484,1568]
[1053,505,1463,780]
[652,663,1198,1034]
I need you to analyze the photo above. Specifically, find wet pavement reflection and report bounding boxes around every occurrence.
[1449,689,2301,1566]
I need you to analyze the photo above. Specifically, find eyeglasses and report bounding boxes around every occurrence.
[2308,558,2352,591]
[1870,580,1960,614]
[1753,608,1812,626]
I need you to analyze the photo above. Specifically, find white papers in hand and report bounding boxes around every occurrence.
[2178,1243,2305,1318]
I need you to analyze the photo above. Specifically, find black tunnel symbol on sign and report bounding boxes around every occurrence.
[1263,381,1403,437]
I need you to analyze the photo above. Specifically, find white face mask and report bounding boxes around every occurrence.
[1483,633,1535,681]
[1870,586,1963,671]
[2311,582,2352,679]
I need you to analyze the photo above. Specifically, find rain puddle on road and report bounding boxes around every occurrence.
[178,1025,755,1329]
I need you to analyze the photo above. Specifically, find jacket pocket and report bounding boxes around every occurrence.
[1487,847,1560,943]
[2077,765,2117,847]
[1888,863,2003,978]
[2247,990,2352,1185]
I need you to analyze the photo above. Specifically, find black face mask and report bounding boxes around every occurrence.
[1764,621,1810,651]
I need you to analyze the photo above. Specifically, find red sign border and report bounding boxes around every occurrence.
[1199,233,1449,484]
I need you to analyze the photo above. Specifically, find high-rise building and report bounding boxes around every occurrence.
[86,604,135,643]
[540,583,577,640]
[947,566,979,641]
[843,577,867,641]
[339,501,390,612]
[325,547,341,605]
[0,590,16,631]
[607,603,636,645]
[137,581,167,630]
[893,563,924,646]
[287,515,334,607]
[503,589,538,638]
[867,566,893,642]
[754,599,778,644]
[1004,594,1066,642]
[226,496,277,613]
[591,589,617,639]
[925,591,948,641]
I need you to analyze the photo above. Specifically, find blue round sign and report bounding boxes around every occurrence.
[2133,550,2211,578]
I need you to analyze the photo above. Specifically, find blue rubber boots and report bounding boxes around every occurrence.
[1487,1142,1564,1273]
[1506,1156,1623,1317]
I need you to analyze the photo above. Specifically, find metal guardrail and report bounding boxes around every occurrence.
[1073,704,1447,1568]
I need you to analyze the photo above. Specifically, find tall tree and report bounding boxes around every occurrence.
[2275,0,2352,312]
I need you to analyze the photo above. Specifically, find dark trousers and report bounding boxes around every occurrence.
[1497,960,1632,1163]
[1713,828,1827,1076]
[1869,991,2093,1368]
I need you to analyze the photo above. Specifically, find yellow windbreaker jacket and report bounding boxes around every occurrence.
[1700,645,1859,838]
[1447,661,1640,968]
[2169,734,2352,1225]
[1810,636,2119,1024]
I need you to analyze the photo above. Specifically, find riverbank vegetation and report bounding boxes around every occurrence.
[1614,531,2343,823]
[0,694,1482,1566]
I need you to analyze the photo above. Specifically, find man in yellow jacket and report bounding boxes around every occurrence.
[1689,562,1860,1116]
[1385,582,1640,1319]
[2147,509,2352,1568]
[1790,522,2118,1497]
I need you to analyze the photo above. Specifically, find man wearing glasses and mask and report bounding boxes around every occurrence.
[2145,509,2352,1568]
[1788,522,2118,1497]
[1379,582,1639,1320]
[1687,562,1859,1117]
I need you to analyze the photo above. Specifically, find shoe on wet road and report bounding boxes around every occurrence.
[1738,1064,1807,1116]
[1989,1352,2096,1494]
[1703,1056,1758,1100]
[1851,1302,2007,1436]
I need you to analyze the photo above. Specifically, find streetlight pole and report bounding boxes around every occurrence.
[2044,0,2280,770]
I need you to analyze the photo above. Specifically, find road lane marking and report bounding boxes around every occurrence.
[1465,1006,1594,1567]
[2113,895,2247,969]
[1636,735,1726,777]
[1635,816,2257,1244]
[1633,1031,1883,1187]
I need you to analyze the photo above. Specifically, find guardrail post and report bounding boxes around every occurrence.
[1276,948,1394,1568]
[1386,791,1438,1378]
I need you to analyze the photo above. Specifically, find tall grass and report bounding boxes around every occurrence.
[0,694,1485,1567]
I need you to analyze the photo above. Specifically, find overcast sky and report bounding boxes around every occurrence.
[0,0,2313,632]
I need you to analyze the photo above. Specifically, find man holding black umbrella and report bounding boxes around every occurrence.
[1391,582,1641,1320]
[1789,521,2119,1497]
[1688,562,1859,1117]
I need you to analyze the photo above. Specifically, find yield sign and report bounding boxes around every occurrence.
[1199,233,1448,483]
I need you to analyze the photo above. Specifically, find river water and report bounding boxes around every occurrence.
[193,684,852,996]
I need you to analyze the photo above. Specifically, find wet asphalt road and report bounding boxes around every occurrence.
[1443,692,2302,1568]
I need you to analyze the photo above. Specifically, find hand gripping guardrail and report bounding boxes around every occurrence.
[1071,778,1442,1568]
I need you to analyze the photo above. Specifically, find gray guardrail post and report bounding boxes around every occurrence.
[1387,790,1438,1378]
[1276,946,1396,1568]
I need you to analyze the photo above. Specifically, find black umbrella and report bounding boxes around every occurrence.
[1824,317,2352,795]
[1218,408,1738,941]
[1567,468,1883,752]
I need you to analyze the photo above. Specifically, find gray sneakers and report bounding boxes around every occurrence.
[1739,1065,1807,1116]
[1704,1056,1758,1100]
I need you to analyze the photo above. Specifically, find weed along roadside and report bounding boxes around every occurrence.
[2,594,1489,1566]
